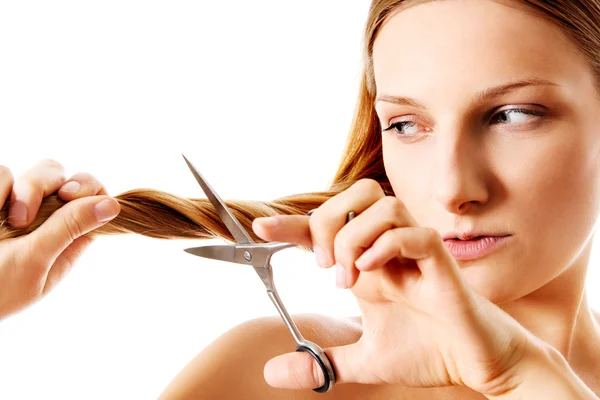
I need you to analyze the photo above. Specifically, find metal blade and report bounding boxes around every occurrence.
[181,154,254,244]
[184,245,237,264]
[184,244,266,267]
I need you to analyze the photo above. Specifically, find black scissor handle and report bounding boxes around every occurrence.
[296,342,336,393]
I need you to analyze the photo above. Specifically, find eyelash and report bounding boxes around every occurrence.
[382,108,544,140]
[488,108,544,124]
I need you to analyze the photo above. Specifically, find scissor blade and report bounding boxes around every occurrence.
[182,154,254,244]
[184,244,259,267]
[184,245,237,264]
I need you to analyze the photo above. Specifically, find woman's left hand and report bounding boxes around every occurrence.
[252,179,546,397]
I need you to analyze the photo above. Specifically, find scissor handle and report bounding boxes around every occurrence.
[296,341,336,393]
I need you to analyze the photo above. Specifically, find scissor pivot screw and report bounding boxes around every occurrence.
[244,251,252,262]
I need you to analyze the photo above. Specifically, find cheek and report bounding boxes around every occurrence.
[512,137,599,229]
[506,135,600,277]
[382,138,429,217]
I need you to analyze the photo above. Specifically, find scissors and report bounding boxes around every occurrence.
[180,154,354,393]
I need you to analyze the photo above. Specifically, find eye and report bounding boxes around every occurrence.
[382,120,430,138]
[489,109,543,125]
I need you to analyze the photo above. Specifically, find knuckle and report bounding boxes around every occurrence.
[333,232,355,265]
[62,212,85,241]
[37,159,66,182]
[422,227,442,247]
[71,172,93,179]
[70,172,96,184]
[354,178,381,194]
[308,212,338,265]
[23,160,66,191]
[378,229,398,250]
[308,211,332,238]
[307,211,323,232]
[334,230,350,251]
[69,172,103,194]
[12,179,35,198]
[381,196,406,220]
[0,165,14,182]
[38,158,64,171]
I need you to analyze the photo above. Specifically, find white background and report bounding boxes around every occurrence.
[0,1,598,399]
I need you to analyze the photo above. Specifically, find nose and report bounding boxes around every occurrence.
[431,130,490,214]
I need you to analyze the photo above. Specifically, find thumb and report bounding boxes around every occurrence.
[26,196,120,268]
[263,343,363,390]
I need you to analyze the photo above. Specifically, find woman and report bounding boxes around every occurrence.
[159,0,600,398]
[1,0,599,398]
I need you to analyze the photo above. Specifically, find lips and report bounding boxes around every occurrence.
[442,235,511,261]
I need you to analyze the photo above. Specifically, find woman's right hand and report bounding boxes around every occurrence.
[0,159,120,320]
[255,179,539,396]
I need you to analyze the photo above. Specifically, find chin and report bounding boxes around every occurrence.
[459,260,530,305]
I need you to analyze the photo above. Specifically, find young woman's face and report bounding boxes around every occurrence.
[373,0,600,303]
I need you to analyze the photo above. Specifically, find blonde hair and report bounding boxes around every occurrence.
[3,0,600,243]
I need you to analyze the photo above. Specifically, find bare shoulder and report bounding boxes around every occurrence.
[158,314,386,400]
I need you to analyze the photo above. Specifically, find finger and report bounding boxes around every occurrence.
[25,195,120,271]
[354,226,423,272]
[0,165,14,210]
[264,351,323,390]
[264,344,366,389]
[58,172,108,201]
[369,226,463,292]
[9,159,66,228]
[43,235,93,295]
[310,179,385,269]
[252,214,312,246]
[334,196,418,288]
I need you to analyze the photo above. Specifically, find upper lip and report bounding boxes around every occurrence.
[442,231,511,241]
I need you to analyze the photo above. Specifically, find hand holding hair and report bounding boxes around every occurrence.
[0,159,336,319]
[0,159,120,319]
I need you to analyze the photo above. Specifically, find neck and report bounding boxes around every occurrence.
[500,240,600,371]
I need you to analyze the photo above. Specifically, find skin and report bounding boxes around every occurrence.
[160,0,600,398]
[373,0,600,377]
[0,159,120,319]
[2,0,600,398]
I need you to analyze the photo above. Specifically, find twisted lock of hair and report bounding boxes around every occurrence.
[0,69,393,248]
[0,187,350,252]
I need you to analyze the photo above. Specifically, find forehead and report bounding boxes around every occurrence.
[371,0,592,97]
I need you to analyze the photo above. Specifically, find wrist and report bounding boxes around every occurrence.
[484,341,597,400]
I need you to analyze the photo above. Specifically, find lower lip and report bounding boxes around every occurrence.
[443,236,510,261]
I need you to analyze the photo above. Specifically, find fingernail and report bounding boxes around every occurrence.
[354,248,375,270]
[314,245,330,268]
[256,216,279,228]
[60,181,80,194]
[9,201,28,226]
[94,198,119,222]
[336,264,347,289]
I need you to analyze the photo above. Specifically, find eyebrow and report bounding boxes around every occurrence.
[374,78,559,108]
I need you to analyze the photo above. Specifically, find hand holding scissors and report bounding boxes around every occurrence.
[251,178,564,398]
[180,155,344,393]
